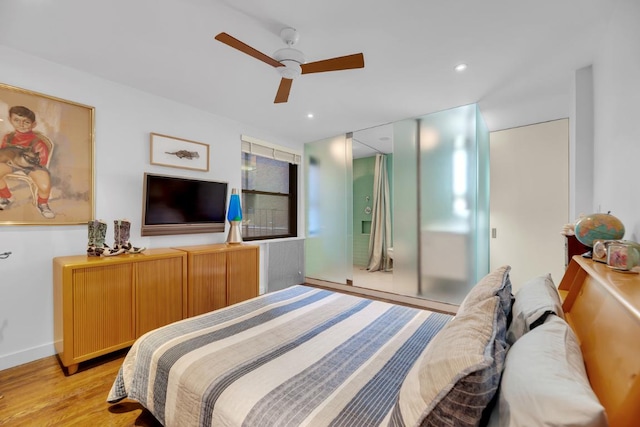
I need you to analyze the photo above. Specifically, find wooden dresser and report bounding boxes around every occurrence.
[53,248,187,375]
[172,243,260,317]
[53,244,259,374]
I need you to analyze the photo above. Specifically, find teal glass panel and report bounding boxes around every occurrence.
[418,104,488,304]
[345,135,353,283]
[475,106,490,282]
[302,107,488,301]
[391,119,419,296]
[304,135,350,284]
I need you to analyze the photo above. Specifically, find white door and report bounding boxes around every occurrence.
[490,119,569,290]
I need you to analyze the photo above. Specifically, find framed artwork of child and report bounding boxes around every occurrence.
[0,82,94,225]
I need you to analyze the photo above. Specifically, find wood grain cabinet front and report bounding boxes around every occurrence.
[53,249,187,375]
[173,244,260,317]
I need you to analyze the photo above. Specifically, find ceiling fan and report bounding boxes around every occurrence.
[215,28,365,104]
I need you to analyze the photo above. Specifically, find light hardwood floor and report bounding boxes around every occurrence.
[0,349,161,426]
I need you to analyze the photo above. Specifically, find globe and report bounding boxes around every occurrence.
[574,213,625,247]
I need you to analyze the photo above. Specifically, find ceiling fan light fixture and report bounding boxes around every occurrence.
[273,47,306,65]
[277,61,302,79]
[274,47,305,79]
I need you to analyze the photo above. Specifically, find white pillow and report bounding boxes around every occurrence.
[498,315,608,427]
[507,274,563,344]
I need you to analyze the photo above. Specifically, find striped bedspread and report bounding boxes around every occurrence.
[108,285,452,427]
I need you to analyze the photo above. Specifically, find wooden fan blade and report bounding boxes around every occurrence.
[215,32,283,68]
[301,53,365,74]
[274,78,293,103]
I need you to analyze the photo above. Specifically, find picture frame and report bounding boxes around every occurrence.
[150,133,209,172]
[0,82,95,226]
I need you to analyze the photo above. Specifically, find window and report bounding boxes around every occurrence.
[241,136,299,240]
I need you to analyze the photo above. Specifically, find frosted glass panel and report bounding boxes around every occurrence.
[419,104,488,304]
[391,120,419,296]
[475,107,490,283]
[304,135,350,284]
[303,106,488,302]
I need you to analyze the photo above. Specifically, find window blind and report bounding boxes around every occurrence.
[241,135,301,164]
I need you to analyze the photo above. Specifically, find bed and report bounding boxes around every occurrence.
[108,256,640,426]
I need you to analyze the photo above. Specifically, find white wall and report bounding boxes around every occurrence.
[571,66,595,220]
[592,0,640,241]
[0,46,301,370]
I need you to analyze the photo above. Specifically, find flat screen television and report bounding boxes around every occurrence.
[141,172,228,236]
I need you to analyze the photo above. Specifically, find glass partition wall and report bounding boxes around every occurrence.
[418,104,489,303]
[304,104,489,305]
[304,134,353,285]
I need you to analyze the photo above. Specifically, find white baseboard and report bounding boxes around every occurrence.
[0,342,56,371]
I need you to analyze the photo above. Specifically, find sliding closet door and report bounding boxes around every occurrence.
[391,119,420,296]
[418,104,489,304]
[304,134,352,284]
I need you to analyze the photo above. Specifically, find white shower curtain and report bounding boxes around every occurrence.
[367,154,392,272]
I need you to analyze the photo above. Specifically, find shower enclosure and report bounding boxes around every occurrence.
[305,104,489,305]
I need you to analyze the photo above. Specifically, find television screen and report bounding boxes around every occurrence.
[141,173,228,236]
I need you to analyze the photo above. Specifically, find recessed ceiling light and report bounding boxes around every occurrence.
[455,63,468,72]
[307,113,314,119]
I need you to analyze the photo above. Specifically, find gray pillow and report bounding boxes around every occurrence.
[395,296,508,426]
[458,265,513,322]
[507,274,564,344]
[498,315,607,427]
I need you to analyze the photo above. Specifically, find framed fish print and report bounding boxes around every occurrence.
[150,133,210,172]
[0,82,94,225]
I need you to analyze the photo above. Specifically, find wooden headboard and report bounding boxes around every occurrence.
[559,256,640,427]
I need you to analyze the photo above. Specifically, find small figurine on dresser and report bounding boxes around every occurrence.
[87,219,122,257]
[606,241,640,272]
[110,219,146,255]
[87,219,145,257]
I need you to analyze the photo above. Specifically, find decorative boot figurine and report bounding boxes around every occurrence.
[93,220,108,256]
[115,219,145,254]
[99,219,124,257]
[87,220,98,257]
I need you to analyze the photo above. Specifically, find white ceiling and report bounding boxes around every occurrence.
[0,0,616,149]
